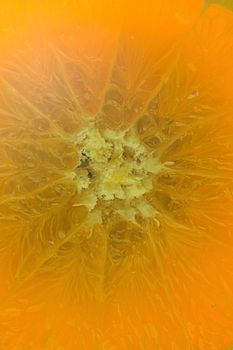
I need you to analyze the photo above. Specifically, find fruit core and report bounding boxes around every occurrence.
[73,124,164,226]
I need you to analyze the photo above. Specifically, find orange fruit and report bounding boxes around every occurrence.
[0,1,233,349]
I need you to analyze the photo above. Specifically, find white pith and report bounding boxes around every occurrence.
[70,123,166,226]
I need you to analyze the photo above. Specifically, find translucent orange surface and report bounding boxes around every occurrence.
[0,1,233,349]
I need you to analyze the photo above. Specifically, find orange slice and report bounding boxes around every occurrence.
[0,1,233,350]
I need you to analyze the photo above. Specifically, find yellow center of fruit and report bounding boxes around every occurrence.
[73,124,164,226]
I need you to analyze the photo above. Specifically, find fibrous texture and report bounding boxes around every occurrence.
[0,1,233,349]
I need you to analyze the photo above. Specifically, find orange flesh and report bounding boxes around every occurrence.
[0,1,233,349]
